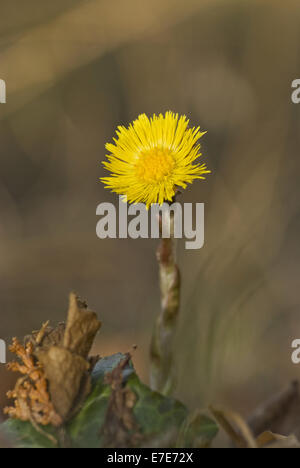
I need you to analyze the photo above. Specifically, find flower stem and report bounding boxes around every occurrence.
[150,212,181,396]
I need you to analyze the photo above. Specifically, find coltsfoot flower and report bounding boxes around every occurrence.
[101,112,210,208]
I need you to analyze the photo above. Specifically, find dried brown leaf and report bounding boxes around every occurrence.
[210,406,257,448]
[63,292,102,358]
[264,434,300,449]
[256,431,300,448]
[102,354,142,448]
[256,431,286,448]
[5,292,102,428]
[37,346,90,421]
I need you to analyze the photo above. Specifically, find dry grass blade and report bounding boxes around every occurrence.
[210,406,257,449]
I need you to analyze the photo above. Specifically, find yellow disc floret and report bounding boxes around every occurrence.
[135,148,175,184]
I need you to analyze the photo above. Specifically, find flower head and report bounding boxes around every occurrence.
[101,112,210,208]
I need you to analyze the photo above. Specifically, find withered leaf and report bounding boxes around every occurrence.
[102,354,142,448]
[257,431,300,448]
[64,293,102,358]
[4,293,103,434]
[210,406,257,448]
[37,346,90,421]
[264,434,300,449]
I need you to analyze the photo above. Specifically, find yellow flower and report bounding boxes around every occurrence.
[101,111,210,208]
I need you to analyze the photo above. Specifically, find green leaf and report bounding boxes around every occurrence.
[68,354,188,447]
[177,412,219,448]
[1,353,218,448]
[128,374,187,439]
[2,419,58,449]
[68,353,134,447]
[67,382,111,448]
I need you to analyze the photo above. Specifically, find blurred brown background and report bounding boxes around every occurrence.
[0,0,300,429]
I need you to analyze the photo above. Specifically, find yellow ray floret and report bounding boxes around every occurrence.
[101,111,210,208]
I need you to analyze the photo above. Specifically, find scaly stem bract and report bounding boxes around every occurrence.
[150,212,181,395]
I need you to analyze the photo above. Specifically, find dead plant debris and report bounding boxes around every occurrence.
[4,292,101,429]
[101,353,142,448]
